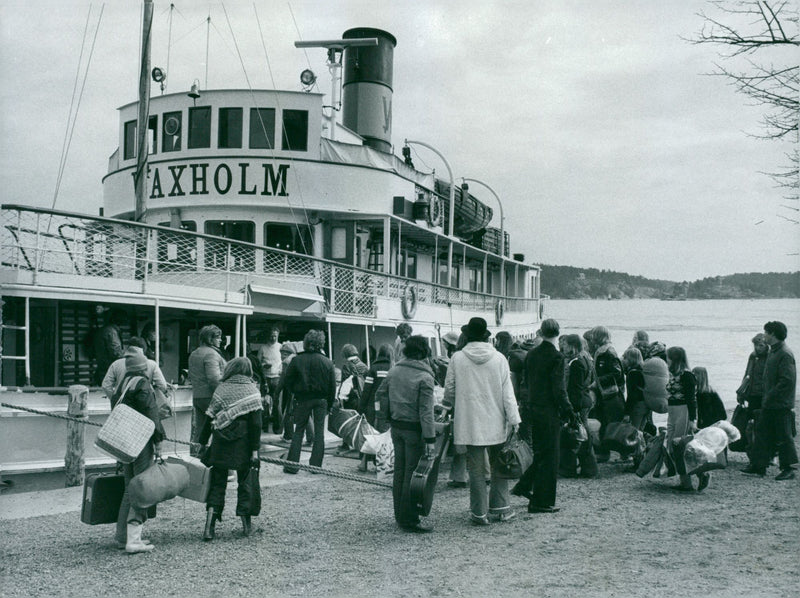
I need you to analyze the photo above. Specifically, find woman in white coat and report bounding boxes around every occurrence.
[444,317,521,525]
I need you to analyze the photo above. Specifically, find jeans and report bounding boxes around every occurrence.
[286,399,327,469]
[190,406,209,457]
[265,377,281,431]
[115,441,154,540]
[207,465,258,516]
[466,444,510,518]
[390,427,424,526]
[282,396,314,442]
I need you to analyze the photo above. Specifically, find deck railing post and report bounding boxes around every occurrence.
[330,266,336,312]
[15,210,22,272]
[65,384,89,487]
[225,242,232,302]
[32,213,41,285]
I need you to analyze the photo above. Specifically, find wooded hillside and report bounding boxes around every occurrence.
[538,266,800,299]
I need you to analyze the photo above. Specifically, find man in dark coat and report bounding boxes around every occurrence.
[282,330,337,473]
[743,321,797,480]
[512,319,575,513]
[93,309,125,386]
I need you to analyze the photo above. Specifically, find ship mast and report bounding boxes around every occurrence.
[134,0,153,222]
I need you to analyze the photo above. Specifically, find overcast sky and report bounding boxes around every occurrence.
[1,0,797,281]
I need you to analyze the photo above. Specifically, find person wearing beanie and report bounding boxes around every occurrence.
[339,344,368,412]
[111,342,166,553]
[101,338,168,405]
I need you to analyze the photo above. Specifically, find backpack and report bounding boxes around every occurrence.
[594,351,623,401]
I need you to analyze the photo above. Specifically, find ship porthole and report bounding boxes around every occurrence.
[495,299,504,326]
[401,285,418,319]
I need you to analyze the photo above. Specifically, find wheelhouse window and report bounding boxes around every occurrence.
[123,120,136,160]
[204,220,255,271]
[123,116,158,159]
[281,109,308,151]
[162,111,182,152]
[156,220,197,272]
[218,107,242,148]
[249,107,276,149]
[188,106,211,149]
[264,223,312,254]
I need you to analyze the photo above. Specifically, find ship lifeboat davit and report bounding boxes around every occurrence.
[434,178,493,238]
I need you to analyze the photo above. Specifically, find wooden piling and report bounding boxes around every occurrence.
[65,384,89,487]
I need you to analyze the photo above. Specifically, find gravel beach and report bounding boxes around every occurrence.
[1,444,798,598]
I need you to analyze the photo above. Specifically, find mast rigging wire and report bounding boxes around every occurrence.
[52,4,104,212]
[254,4,315,254]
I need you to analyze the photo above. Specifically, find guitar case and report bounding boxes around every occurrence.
[410,419,451,517]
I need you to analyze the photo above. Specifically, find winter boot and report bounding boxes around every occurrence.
[125,523,154,553]
[203,508,218,541]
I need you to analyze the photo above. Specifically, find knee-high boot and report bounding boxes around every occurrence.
[125,522,154,553]
[203,507,218,541]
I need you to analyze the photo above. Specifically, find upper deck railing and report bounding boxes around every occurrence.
[0,205,541,318]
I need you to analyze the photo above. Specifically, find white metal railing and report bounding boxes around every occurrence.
[1,205,542,317]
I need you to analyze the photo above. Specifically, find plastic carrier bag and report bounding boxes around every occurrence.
[375,434,395,482]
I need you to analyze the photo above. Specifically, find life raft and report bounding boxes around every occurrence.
[401,285,418,319]
[495,299,504,326]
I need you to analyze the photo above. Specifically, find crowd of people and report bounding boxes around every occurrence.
[96,314,796,549]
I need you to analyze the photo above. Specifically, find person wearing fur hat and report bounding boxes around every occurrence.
[444,317,521,525]
[112,349,165,553]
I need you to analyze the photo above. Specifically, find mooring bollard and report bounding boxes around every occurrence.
[65,384,89,487]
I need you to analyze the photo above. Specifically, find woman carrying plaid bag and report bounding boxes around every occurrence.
[113,349,165,553]
[197,358,263,540]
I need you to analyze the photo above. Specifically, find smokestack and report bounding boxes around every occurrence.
[342,28,397,153]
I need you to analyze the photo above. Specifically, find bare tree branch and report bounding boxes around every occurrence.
[692,1,799,215]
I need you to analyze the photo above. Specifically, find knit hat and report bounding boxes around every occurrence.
[124,347,148,372]
[342,344,359,358]
[280,341,297,355]
[648,341,667,359]
[442,331,460,347]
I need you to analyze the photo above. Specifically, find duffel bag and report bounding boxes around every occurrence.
[128,460,190,508]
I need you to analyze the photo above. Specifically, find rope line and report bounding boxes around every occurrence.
[0,402,391,488]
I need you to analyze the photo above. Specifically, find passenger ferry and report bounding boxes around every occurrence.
[0,11,544,478]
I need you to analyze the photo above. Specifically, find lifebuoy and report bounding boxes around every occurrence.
[426,195,443,228]
[401,285,418,319]
[495,299,504,326]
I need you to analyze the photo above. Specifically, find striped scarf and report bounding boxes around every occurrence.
[206,374,262,431]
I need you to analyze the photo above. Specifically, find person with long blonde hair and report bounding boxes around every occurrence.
[666,346,699,491]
